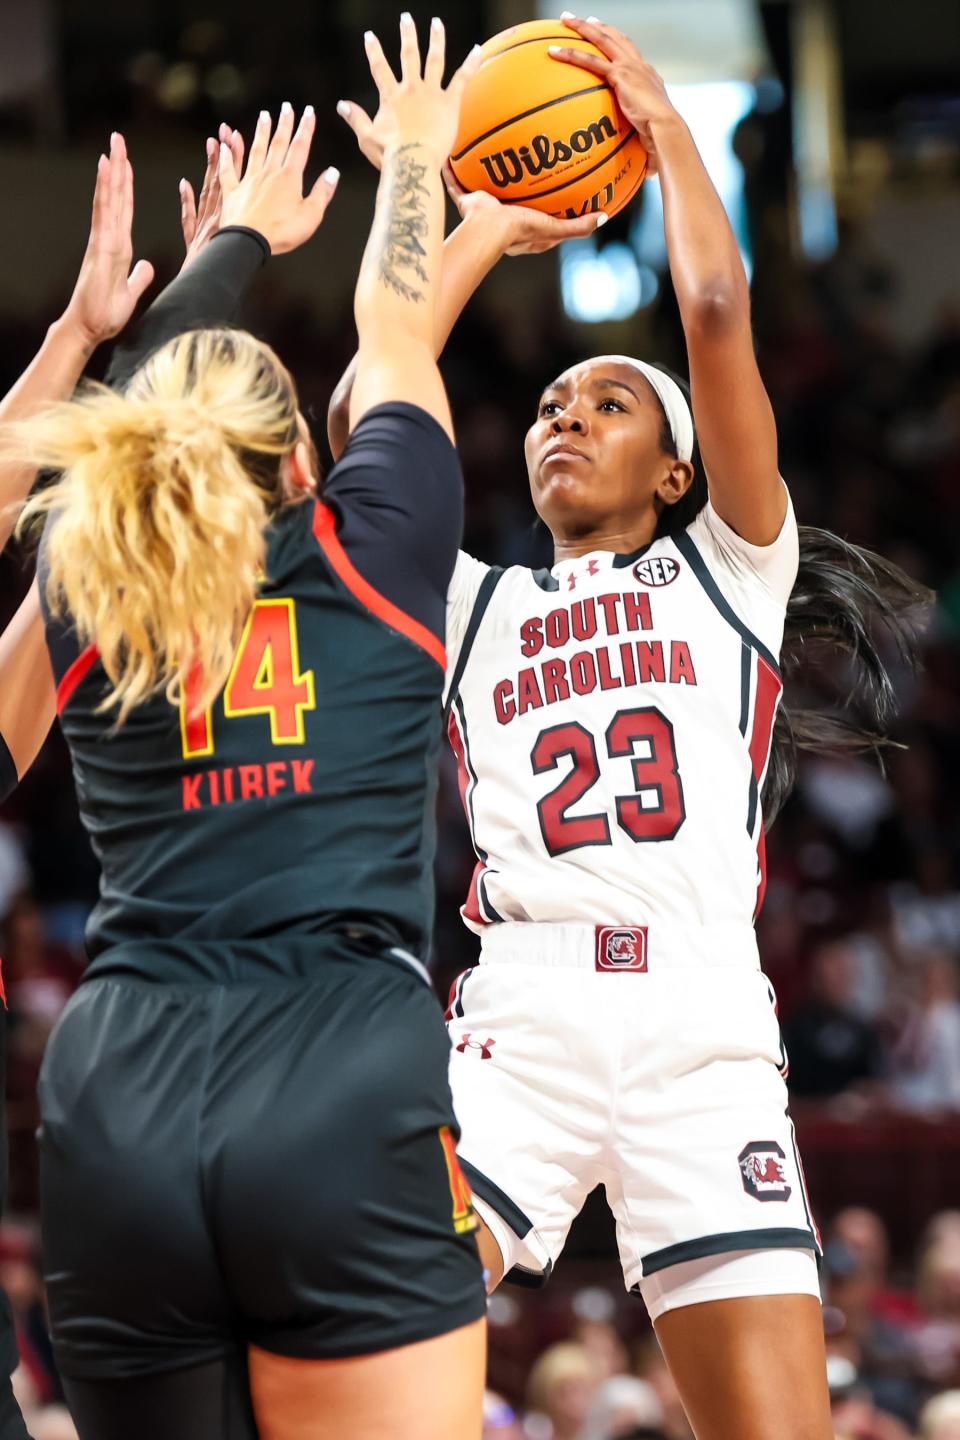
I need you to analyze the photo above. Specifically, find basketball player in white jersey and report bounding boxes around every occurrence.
[332,18,927,1439]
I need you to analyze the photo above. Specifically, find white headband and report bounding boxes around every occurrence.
[598,355,695,463]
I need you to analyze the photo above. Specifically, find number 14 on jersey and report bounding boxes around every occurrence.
[179,598,316,759]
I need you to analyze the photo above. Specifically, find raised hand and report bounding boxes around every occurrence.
[442,163,605,256]
[61,132,155,348]
[549,13,682,176]
[179,125,245,270]
[346,14,480,171]
[217,104,340,254]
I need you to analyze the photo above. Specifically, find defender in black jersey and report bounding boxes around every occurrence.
[22,65,486,1440]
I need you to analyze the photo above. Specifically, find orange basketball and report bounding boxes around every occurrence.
[450,18,647,219]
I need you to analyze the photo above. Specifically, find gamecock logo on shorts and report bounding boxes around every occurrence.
[456,1033,496,1060]
[595,926,648,972]
[738,1141,792,1202]
[633,555,681,587]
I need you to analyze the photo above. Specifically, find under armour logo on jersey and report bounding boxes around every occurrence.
[456,1033,496,1060]
[633,555,680,587]
[565,558,601,591]
[738,1142,792,1201]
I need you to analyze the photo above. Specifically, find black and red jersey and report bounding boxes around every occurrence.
[38,234,463,979]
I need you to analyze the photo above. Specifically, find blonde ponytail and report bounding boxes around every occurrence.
[13,328,299,723]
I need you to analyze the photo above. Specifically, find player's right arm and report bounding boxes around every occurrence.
[347,17,480,441]
[328,102,604,459]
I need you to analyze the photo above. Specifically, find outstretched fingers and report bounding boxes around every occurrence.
[179,176,197,245]
[246,109,273,175]
[306,165,341,226]
[398,11,422,82]
[266,101,296,170]
[284,105,316,176]
[364,29,397,96]
[424,15,446,85]
[446,41,482,101]
[125,257,155,306]
[218,136,240,200]
[337,98,373,143]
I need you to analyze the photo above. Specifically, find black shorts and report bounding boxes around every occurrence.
[38,946,485,1384]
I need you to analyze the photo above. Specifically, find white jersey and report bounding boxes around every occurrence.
[443,494,799,934]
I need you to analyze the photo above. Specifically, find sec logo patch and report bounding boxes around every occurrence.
[633,555,680,587]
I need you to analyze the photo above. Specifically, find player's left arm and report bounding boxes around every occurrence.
[0,581,56,803]
[0,133,154,547]
[552,17,786,547]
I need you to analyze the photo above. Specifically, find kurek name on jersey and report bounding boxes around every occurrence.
[444,493,799,938]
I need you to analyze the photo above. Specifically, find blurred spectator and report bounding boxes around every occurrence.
[483,1389,524,1439]
[0,825,28,918]
[582,1375,664,1440]
[890,950,960,1112]
[919,1390,960,1440]
[525,1343,600,1440]
[912,1232,960,1387]
[634,1340,693,1440]
[0,1223,57,1405]
[827,1356,914,1440]
[828,1209,918,1325]
[784,942,886,1099]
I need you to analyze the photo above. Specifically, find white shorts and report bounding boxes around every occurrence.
[446,921,821,1320]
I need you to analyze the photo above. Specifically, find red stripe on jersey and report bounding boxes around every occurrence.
[312,501,446,670]
[444,970,466,1021]
[57,642,99,714]
[446,707,490,928]
[748,655,782,784]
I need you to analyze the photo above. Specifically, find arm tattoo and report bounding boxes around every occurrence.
[379,144,430,303]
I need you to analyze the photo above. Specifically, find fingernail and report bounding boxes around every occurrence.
[110,130,118,143]
[470,42,482,56]
[206,137,216,157]
[560,9,576,17]
[431,15,442,26]
[281,101,292,115]
[364,29,375,42]
[323,166,340,184]
[336,100,350,117]
[259,109,270,122]
[587,14,600,21]
[400,11,412,22]
[595,212,609,227]
[179,178,187,193]
[303,103,315,117]
[548,46,563,54]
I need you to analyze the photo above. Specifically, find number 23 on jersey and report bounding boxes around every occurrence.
[179,598,316,759]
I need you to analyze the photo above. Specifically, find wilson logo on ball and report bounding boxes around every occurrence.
[633,556,681,588]
[478,115,617,188]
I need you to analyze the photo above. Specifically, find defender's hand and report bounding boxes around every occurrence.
[180,125,245,270]
[218,105,340,254]
[60,133,155,348]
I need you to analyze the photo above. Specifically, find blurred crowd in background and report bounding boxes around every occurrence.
[1,0,960,1435]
